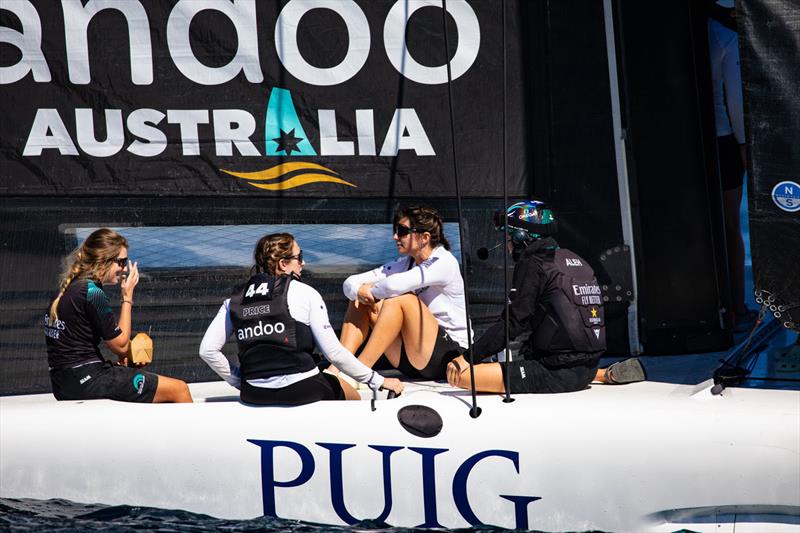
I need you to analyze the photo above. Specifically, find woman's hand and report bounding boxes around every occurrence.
[121,261,139,300]
[381,377,404,396]
[447,355,467,387]
[357,283,376,307]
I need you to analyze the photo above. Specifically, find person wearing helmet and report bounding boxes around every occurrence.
[446,200,645,393]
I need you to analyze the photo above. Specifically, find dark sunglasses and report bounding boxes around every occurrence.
[283,251,304,263]
[394,224,424,237]
[110,257,129,268]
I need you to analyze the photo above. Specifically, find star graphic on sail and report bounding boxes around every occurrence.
[272,128,303,155]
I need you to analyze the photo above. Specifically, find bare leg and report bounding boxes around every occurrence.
[153,375,193,403]
[340,300,384,354]
[594,368,609,383]
[337,377,361,400]
[453,362,507,393]
[357,294,440,371]
[340,300,372,353]
[723,185,746,315]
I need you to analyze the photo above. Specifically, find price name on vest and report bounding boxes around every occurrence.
[243,304,271,318]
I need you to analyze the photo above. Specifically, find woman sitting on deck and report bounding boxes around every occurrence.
[446,200,645,394]
[338,205,470,380]
[199,233,404,405]
[45,228,192,403]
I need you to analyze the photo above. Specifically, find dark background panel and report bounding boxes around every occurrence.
[614,0,732,353]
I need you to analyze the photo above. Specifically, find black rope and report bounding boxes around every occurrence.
[501,0,514,404]
[441,0,480,419]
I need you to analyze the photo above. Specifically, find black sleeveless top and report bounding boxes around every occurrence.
[229,273,316,380]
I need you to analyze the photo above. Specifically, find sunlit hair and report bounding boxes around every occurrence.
[394,205,451,251]
[49,228,128,325]
[253,233,296,275]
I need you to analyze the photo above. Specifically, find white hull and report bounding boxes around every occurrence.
[2,379,799,532]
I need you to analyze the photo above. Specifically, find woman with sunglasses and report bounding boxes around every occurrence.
[199,233,404,405]
[45,228,193,403]
[338,206,469,379]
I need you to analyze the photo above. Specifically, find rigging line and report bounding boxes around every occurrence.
[441,0,480,419]
[502,0,514,404]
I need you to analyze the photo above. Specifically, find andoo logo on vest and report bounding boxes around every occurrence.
[237,321,285,341]
[3,0,482,192]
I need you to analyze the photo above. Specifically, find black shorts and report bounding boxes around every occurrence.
[396,325,462,380]
[500,357,597,394]
[717,134,744,191]
[50,360,159,403]
[240,371,345,406]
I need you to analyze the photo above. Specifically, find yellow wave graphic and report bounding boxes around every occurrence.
[221,162,355,190]
[221,162,339,181]
[247,173,355,191]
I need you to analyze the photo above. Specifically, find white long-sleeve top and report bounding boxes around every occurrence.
[199,279,384,390]
[342,246,470,348]
[709,18,744,144]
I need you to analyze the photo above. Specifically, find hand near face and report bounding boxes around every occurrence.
[121,261,139,299]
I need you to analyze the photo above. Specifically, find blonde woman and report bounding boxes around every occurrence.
[199,233,403,405]
[45,228,192,403]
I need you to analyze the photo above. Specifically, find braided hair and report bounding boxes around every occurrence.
[252,233,295,275]
[394,205,451,251]
[49,228,128,325]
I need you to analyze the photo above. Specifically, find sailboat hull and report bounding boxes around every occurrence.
[1,379,798,532]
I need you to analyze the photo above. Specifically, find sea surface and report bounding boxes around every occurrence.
[0,498,519,533]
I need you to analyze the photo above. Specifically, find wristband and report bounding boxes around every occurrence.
[121,299,133,305]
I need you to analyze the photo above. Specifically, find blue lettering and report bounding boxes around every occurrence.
[499,494,542,530]
[248,439,315,518]
[408,446,448,528]
[317,442,403,524]
[250,440,537,528]
[453,449,540,529]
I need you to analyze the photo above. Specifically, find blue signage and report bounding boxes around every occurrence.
[248,439,541,529]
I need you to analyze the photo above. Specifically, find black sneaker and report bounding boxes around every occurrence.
[606,358,647,384]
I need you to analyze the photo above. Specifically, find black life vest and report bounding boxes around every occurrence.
[529,248,606,365]
[229,273,316,380]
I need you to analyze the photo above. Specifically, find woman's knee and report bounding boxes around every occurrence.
[380,293,417,313]
[154,376,192,403]
[338,378,361,401]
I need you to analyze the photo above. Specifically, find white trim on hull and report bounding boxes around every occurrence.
[2,379,799,532]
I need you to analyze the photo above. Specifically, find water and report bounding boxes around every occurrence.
[0,498,517,533]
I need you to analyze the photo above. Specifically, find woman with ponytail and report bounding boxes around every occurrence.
[339,206,470,380]
[199,233,403,405]
[45,228,192,403]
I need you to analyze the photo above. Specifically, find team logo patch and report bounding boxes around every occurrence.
[771,180,800,212]
[133,373,145,394]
